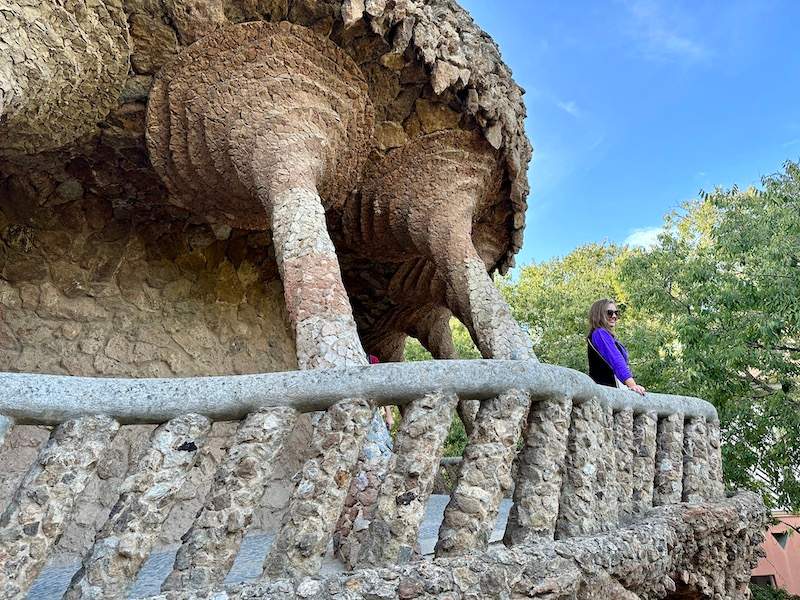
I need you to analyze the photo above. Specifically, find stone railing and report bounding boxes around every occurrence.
[0,360,762,599]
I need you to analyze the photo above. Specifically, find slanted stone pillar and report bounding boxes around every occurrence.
[654,412,684,506]
[555,398,617,538]
[503,392,572,545]
[614,408,636,519]
[162,407,297,591]
[356,392,457,568]
[263,398,372,579]
[435,389,530,558]
[65,414,211,600]
[346,131,534,362]
[631,411,657,512]
[682,416,711,503]
[0,416,119,598]
[707,420,725,498]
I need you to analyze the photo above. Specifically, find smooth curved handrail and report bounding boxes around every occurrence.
[0,360,717,425]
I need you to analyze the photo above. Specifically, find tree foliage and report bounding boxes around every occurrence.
[399,162,799,506]
[620,162,800,509]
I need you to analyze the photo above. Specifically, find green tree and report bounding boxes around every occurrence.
[621,162,800,509]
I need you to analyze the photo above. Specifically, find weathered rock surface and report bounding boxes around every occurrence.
[0,416,119,598]
[141,492,767,600]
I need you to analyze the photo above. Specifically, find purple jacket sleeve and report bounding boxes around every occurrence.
[590,328,633,382]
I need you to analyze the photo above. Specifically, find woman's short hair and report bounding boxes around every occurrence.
[588,298,615,333]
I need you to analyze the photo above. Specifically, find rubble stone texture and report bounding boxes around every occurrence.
[435,389,530,558]
[631,411,658,513]
[162,407,298,591]
[654,412,685,506]
[707,420,726,498]
[356,392,457,568]
[0,0,535,560]
[682,416,711,504]
[142,492,767,600]
[555,398,617,539]
[0,0,130,153]
[0,415,119,598]
[613,408,636,519]
[64,414,211,600]
[263,398,372,579]
[503,392,572,545]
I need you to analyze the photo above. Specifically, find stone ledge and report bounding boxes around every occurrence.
[0,360,718,425]
[142,492,766,599]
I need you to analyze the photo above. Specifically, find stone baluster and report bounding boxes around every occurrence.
[613,408,636,519]
[555,398,618,539]
[682,416,711,503]
[653,412,684,506]
[356,392,457,568]
[64,414,211,600]
[263,398,372,579]
[597,404,619,527]
[707,420,725,498]
[435,389,530,558]
[0,415,119,598]
[162,407,298,591]
[631,411,657,512]
[0,414,14,447]
[503,392,572,545]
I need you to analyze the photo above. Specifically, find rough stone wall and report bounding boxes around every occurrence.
[0,193,306,560]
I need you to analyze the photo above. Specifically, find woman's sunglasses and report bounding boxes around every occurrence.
[606,310,621,318]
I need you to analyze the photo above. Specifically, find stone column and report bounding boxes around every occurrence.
[597,404,619,527]
[555,398,616,539]
[263,398,372,579]
[356,392,457,568]
[707,420,725,498]
[631,411,657,513]
[65,414,211,600]
[0,416,119,599]
[503,392,572,545]
[682,416,710,504]
[435,389,530,558]
[653,412,684,506]
[269,187,367,369]
[162,407,297,591]
[614,408,635,519]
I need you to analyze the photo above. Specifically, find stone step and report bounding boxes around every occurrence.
[26,496,513,599]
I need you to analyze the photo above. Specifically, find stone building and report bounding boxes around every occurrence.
[0,1,766,598]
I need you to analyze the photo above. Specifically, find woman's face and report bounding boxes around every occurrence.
[605,303,620,330]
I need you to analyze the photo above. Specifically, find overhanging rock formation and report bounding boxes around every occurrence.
[0,1,767,599]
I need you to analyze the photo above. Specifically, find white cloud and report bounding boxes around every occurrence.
[624,226,663,249]
[622,0,708,63]
[556,99,582,118]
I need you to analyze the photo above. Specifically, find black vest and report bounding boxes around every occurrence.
[587,334,618,388]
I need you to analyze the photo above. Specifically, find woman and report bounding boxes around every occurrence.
[587,299,646,395]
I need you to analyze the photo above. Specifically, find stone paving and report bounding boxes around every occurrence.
[26,495,513,599]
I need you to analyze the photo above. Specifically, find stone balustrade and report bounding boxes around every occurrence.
[0,360,764,599]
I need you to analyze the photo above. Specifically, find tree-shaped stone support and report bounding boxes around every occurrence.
[146,21,374,370]
[345,130,533,362]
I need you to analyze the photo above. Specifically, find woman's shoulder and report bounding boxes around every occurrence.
[590,327,613,342]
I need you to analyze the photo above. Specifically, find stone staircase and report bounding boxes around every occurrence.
[0,360,765,599]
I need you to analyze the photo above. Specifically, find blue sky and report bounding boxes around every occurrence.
[458,0,800,266]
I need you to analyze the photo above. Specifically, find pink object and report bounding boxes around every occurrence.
[368,355,380,364]
[752,513,800,594]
